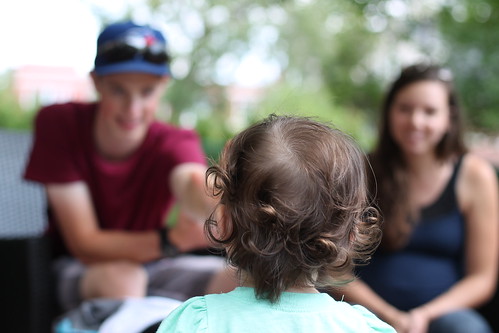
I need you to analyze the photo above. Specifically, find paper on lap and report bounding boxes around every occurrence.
[99,296,182,333]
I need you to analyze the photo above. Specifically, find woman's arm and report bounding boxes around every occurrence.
[336,279,411,332]
[411,154,499,322]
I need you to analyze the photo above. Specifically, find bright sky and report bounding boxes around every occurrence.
[0,0,280,86]
[0,0,155,76]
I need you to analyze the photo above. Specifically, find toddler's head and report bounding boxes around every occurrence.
[206,115,381,302]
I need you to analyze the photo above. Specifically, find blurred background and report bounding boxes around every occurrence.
[1,0,498,163]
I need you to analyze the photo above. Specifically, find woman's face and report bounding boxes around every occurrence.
[389,80,451,157]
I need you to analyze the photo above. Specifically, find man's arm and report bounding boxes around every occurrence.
[167,162,218,251]
[169,162,218,221]
[47,181,162,264]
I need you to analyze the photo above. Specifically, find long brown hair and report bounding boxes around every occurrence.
[371,64,467,250]
[206,115,381,303]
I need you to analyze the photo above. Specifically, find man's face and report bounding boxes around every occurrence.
[92,72,169,151]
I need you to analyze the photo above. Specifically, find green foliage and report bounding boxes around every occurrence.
[4,0,499,139]
[0,73,36,130]
[153,0,498,135]
[0,106,35,130]
[196,110,233,163]
[252,82,375,151]
[437,1,499,132]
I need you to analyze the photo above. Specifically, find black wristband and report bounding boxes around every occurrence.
[158,227,179,257]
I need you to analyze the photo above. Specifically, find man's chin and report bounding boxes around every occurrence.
[118,121,143,132]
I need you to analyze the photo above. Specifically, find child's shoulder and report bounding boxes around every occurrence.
[341,303,396,332]
[156,296,208,333]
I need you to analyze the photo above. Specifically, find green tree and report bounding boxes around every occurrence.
[0,71,36,130]
[438,0,499,132]
[19,0,499,140]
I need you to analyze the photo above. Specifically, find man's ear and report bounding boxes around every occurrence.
[89,71,102,94]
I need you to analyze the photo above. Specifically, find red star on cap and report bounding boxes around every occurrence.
[144,34,156,46]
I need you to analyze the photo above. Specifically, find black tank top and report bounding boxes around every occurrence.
[358,156,465,310]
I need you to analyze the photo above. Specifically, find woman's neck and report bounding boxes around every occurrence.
[404,151,445,177]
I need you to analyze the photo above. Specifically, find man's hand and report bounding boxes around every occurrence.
[168,211,213,252]
[169,163,218,222]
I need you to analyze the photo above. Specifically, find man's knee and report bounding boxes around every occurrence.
[81,261,148,300]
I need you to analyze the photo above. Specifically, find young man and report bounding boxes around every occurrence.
[24,21,235,311]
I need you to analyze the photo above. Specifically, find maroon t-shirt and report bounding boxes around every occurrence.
[24,102,206,256]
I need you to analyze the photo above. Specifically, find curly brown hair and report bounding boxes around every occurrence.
[206,115,381,303]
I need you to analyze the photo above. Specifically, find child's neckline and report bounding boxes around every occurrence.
[238,284,319,294]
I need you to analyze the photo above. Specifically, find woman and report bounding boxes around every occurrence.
[339,64,499,333]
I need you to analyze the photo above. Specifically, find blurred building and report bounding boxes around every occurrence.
[12,65,94,110]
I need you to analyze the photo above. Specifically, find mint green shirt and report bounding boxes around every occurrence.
[157,287,395,333]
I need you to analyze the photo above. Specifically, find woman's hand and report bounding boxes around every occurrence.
[385,308,411,333]
[407,307,431,333]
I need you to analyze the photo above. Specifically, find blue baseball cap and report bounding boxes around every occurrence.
[94,21,171,76]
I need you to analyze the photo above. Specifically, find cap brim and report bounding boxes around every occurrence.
[94,60,170,77]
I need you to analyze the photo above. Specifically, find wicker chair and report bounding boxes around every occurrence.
[0,129,55,333]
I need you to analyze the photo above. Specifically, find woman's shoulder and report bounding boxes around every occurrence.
[460,153,498,186]
[458,153,499,210]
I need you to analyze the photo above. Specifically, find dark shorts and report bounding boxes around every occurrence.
[53,255,226,311]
